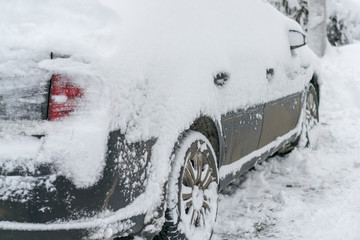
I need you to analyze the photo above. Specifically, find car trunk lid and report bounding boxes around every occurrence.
[0,74,51,121]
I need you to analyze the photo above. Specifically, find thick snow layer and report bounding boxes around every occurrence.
[0,0,119,187]
[98,0,314,141]
[0,0,316,190]
[213,43,360,239]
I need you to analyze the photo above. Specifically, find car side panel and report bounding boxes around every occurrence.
[220,105,264,166]
[258,92,302,148]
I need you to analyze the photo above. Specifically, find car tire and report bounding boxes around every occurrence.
[299,83,319,148]
[154,131,219,240]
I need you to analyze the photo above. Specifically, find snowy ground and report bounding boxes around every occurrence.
[213,43,360,240]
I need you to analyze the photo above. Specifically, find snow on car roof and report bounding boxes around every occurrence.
[0,0,317,193]
[1,0,312,139]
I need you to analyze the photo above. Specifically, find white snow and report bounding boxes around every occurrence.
[213,43,360,240]
[0,0,315,191]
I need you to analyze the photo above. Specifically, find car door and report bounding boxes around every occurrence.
[258,92,302,149]
[221,104,264,166]
[258,30,305,149]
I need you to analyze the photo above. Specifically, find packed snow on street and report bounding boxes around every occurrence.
[213,43,360,240]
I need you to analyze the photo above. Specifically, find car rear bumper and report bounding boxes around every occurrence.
[0,214,144,240]
[0,127,161,239]
[0,180,150,239]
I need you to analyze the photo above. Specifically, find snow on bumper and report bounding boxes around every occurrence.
[0,125,160,239]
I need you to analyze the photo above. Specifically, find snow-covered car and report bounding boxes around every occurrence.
[0,0,320,239]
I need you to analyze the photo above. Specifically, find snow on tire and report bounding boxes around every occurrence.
[155,131,219,240]
[299,83,320,148]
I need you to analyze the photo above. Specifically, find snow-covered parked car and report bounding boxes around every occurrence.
[0,0,320,239]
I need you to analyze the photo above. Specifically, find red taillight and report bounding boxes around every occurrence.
[48,74,84,121]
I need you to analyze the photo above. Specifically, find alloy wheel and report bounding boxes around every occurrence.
[180,149,218,238]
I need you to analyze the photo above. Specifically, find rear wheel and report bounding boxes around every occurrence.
[155,131,219,240]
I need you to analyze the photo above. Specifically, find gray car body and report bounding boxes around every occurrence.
[191,74,319,191]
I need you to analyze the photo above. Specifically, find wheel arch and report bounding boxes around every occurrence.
[310,73,320,104]
[189,116,223,167]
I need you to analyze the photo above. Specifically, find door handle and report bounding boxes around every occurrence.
[266,68,275,81]
[214,72,230,86]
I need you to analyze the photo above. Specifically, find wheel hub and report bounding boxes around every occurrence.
[192,185,204,211]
